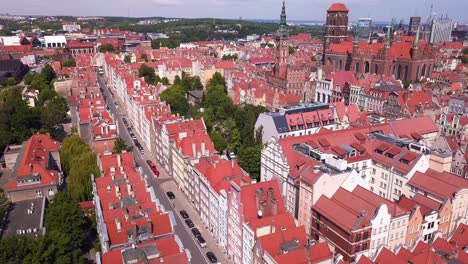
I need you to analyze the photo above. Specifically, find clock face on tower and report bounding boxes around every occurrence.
[282,40,287,47]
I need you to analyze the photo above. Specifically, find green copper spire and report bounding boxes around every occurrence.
[385,24,391,47]
[414,26,420,48]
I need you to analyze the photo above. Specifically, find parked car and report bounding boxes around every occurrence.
[206,252,218,263]
[185,219,194,228]
[166,191,175,199]
[191,228,201,237]
[147,161,160,176]
[197,235,207,248]
[179,210,189,219]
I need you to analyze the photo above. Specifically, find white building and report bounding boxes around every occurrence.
[430,18,454,44]
[43,35,67,48]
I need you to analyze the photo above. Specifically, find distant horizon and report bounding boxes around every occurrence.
[1,13,458,27]
[2,0,467,24]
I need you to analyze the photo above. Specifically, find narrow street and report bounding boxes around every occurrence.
[97,76,230,264]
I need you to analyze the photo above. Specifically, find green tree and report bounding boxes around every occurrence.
[210,131,227,153]
[30,74,50,91]
[0,188,10,226]
[237,145,263,181]
[37,88,58,106]
[192,76,204,90]
[161,77,170,85]
[113,137,133,154]
[462,48,468,55]
[23,72,34,85]
[141,53,148,62]
[41,64,57,84]
[207,72,226,92]
[0,236,37,264]
[41,96,68,130]
[61,135,100,202]
[138,64,156,85]
[173,75,182,86]
[289,46,295,55]
[229,128,241,153]
[62,60,76,67]
[159,84,189,117]
[124,55,131,63]
[98,43,115,53]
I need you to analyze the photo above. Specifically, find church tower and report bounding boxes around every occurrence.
[276,0,289,79]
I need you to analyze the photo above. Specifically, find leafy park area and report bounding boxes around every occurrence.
[0,65,68,153]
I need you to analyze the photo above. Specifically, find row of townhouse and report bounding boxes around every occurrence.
[98,50,337,264]
[93,152,188,263]
[67,54,189,264]
[348,225,468,264]
[261,115,468,262]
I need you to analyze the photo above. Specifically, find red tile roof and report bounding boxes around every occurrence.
[408,169,468,199]
[7,134,61,191]
[327,3,349,12]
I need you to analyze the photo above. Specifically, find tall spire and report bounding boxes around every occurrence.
[414,26,420,48]
[385,24,392,47]
[278,0,288,37]
[280,0,287,26]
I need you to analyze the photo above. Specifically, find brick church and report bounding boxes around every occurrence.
[266,0,309,100]
[323,3,436,82]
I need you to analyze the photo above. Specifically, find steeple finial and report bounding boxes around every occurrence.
[414,26,420,48]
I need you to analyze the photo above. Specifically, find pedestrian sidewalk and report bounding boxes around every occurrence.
[159,176,233,264]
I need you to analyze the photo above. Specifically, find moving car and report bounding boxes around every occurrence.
[206,252,218,263]
[179,210,189,219]
[185,219,194,228]
[166,191,175,199]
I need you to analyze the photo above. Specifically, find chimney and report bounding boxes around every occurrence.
[115,218,122,232]
[231,159,235,169]
[270,198,278,216]
[131,221,138,241]
[117,155,121,167]
[192,142,197,157]
[201,141,206,156]
[146,217,153,235]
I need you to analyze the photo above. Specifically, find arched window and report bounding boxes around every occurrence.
[355,62,360,73]
[396,65,402,80]
[374,64,379,74]
[404,65,408,81]
[421,64,426,77]
[339,60,343,70]
[427,64,432,77]
[364,61,370,73]
[416,65,420,80]
[327,57,332,66]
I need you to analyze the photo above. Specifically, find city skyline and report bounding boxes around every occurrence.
[2,0,467,23]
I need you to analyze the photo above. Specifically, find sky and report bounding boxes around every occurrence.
[2,0,467,23]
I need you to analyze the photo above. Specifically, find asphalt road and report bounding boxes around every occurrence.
[97,76,212,264]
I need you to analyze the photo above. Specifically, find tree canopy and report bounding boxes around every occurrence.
[62,60,76,68]
[159,84,189,117]
[113,137,133,154]
[60,135,100,202]
[0,192,90,264]
[0,67,68,151]
[98,43,115,53]
[138,64,156,85]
